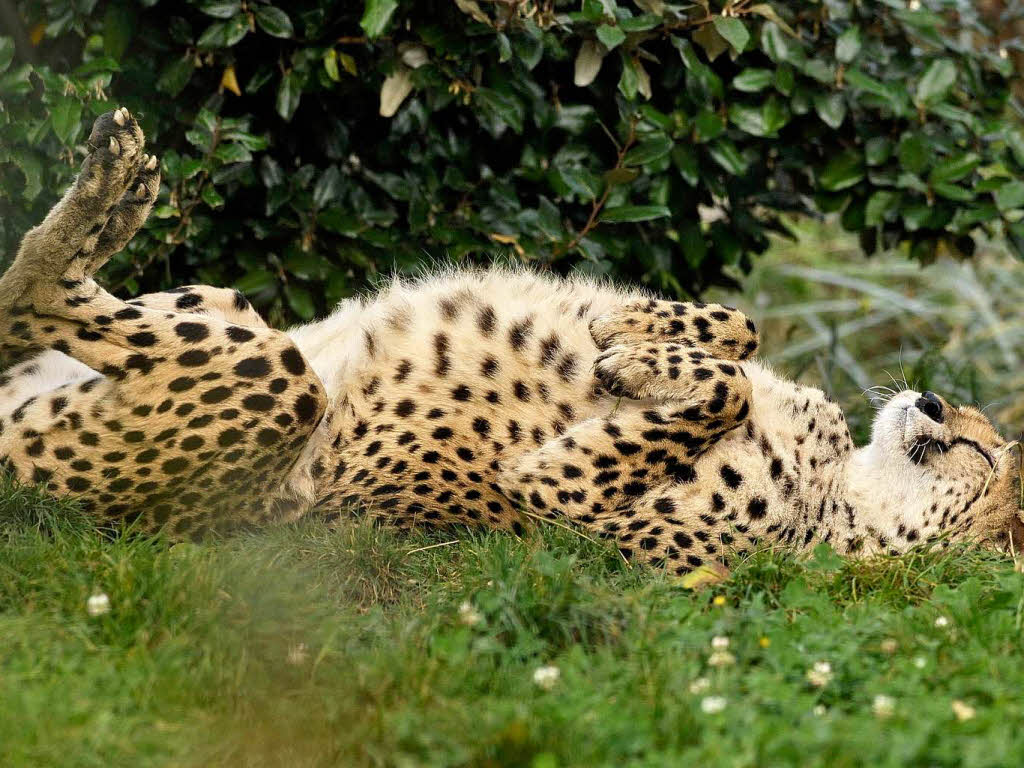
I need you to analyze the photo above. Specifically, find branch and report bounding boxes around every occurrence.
[556,115,639,258]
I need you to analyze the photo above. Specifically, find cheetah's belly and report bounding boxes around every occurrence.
[302,272,627,529]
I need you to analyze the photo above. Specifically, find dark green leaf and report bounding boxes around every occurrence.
[213,143,252,164]
[234,269,277,295]
[618,53,641,100]
[604,167,639,187]
[672,144,699,186]
[596,24,626,50]
[254,6,294,38]
[693,108,724,142]
[0,37,14,73]
[157,56,195,96]
[624,135,673,166]
[865,137,892,166]
[276,70,304,121]
[915,59,956,106]
[198,0,241,18]
[801,59,833,84]
[197,16,248,48]
[103,3,136,60]
[619,14,662,32]
[361,0,399,39]
[933,183,974,202]
[732,68,773,92]
[12,149,43,200]
[0,63,32,96]
[475,88,525,133]
[760,22,803,65]
[712,17,750,52]
[729,103,766,136]
[774,64,794,95]
[707,139,749,175]
[560,167,603,200]
[600,205,671,223]
[692,24,728,62]
[818,150,864,191]
[201,185,225,208]
[865,190,899,226]
[813,92,846,129]
[50,99,83,144]
[897,133,929,175]
[761,94,790,134]
[313,166,344,208]
[284,284,316,321]
[845,69,908,115]
[994,180,1024,211]
[835,26,861,63]
[928,153,980,185]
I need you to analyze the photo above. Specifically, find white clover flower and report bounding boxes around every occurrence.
[711,635,730,650]
[708,650,736,667]
[873,694,896,718]
[813,704,827,717]
[999,47,1009,60]
[880,638,898,654]
[86,592,110,617]
[701,695,727,714]
[458,600,483,627]
[806,660,833,687]
[287,643,309,666]
[913,656,927,669]
[951,699,976,721]
[908,0,921,10]
[934,616,950,628]
[689,676,711,694]
[533,665,560,690]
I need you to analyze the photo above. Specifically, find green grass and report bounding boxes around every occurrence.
[2,474,1023,768]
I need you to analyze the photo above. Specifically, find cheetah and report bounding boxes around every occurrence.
[1,109,1022,571]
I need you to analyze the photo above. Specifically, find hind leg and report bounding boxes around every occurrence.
[0,109,327,536]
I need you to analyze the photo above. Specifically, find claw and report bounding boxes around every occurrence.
[145,155,158,171]
[108,136,120,155]
[135,183,146,197]
[113,108,126,126]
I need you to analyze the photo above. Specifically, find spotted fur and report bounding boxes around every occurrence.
[2,110,1021,565]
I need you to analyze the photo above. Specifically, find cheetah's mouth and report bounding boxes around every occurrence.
[905,438,934,464]
[900,403,946,464]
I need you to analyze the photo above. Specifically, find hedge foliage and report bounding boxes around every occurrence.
[0,0,1021,323]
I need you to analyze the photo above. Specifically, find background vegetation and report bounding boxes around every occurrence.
[2,0,1023,323]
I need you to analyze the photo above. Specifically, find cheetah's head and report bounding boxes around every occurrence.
[871,389,1023,550]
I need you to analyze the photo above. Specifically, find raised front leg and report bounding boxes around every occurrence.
[1,108,150,308]
[589,298,759,361]
[497,341,751,564]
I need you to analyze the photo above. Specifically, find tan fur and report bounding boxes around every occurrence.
[2,111,1021,566]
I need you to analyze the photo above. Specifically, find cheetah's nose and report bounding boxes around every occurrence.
[915,391,944,424]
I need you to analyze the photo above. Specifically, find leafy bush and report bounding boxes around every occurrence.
[0,0,1021,322]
